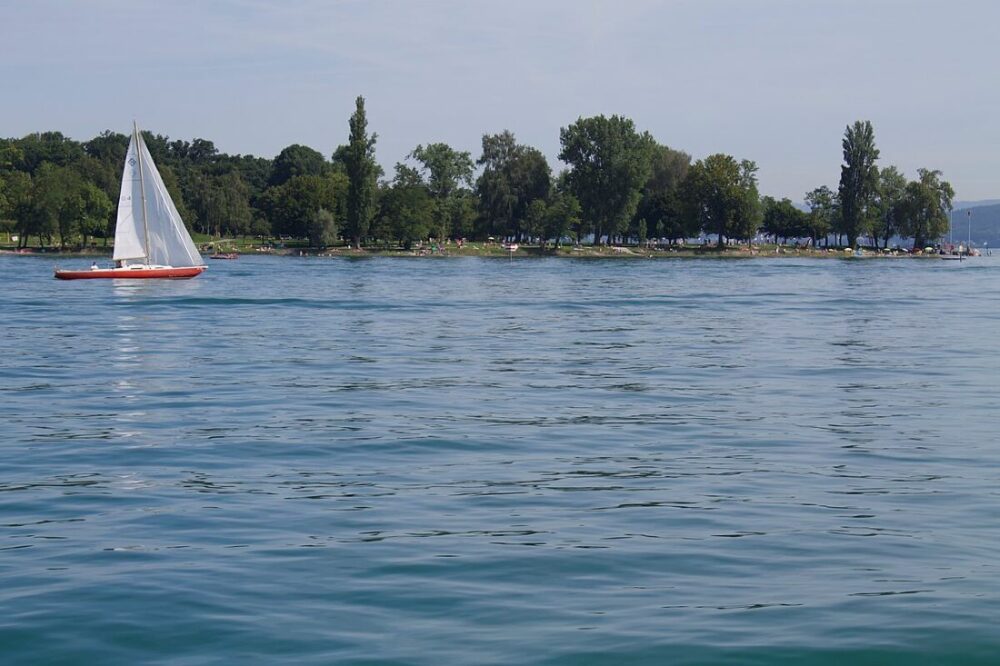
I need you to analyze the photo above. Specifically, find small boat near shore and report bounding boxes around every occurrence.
[940,211,978,262]
[209,252,239,260]
[55,121,205,281]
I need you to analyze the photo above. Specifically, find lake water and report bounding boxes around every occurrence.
[2,254,999,664]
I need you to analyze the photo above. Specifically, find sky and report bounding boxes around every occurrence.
[2,0,999,201]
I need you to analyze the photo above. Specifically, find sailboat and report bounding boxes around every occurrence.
[54,122,206,280]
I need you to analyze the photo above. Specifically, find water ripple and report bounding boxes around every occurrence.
[2,255,1000,664]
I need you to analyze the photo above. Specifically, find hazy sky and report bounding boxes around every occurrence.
[2,0,998,200]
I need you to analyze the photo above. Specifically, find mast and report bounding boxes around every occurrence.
[134,120,151,263]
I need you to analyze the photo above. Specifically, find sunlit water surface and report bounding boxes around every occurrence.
[2,254,999,664]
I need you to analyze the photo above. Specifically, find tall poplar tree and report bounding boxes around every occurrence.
[344,96,377,249]
[838,120,880,248]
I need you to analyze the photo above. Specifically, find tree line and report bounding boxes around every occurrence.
[0,101,954,251]
[764,121,954,251]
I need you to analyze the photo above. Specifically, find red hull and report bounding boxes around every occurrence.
[54,266,206,280]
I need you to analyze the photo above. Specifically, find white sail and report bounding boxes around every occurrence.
[113,126,203,268]
[112,135,146,261]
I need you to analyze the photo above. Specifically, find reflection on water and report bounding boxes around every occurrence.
[1,255,999,664]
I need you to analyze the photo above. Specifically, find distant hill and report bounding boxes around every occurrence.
[787,200,1000,247]
[954,199,1000,210]
[947,204,1000,247]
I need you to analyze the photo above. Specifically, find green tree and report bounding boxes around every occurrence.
[73,154,119,206]
[762,197,808,245]
[409,142,474,241]
[307,208,338,248]
[156,164,194,231]
[228,154,273,199]
[0,174,11,242]
[269,144,328,187]
[543,188,581,247]
[682,154,761,248]
[79,134,127,240]
[373,164,434,248]
[25,165,112,249]
[448,190,478,240]
[733,160,763,242]
[636,189,694,244]
[476,131,551,241]
[71,182,113,248]
[260,174,340,239]
[0,139,25,172]
[872,166,907,249]
[247,213,271,240]
[189,138,219,164]
[15,132,85,173]
[633,144,691,243]
[900,168,954,249]
[84,131,129,165]
[804,185,838,246]
[476,131,518,238]
[545,172,581,247]
[328,170,350,230]
[559,115,655,245]
[192,171,253,237]
[524,198,548,243]
[2,171,32,247]
[219,172,253,237]
[838,120,880,248]
[29,163,73,247]
[0,217,15,246]
[344,96,378,248]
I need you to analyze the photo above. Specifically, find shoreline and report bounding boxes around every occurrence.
[1,245,945,260]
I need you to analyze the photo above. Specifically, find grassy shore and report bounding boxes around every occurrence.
[0,236,934,259]
[186,235,937,259]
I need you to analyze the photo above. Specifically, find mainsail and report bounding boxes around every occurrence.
[113,126,203,267]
